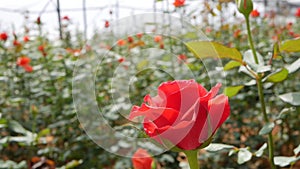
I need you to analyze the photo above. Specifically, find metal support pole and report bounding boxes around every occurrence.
[83,0,87,41]
[56,0,63,39]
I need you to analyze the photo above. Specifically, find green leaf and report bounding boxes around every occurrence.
[229,149,238,156]
[237,148,252,164]
[0,118,7,129]
[224,86,244,98]
[294,144,300,155]
[274,156,297,167]
[286,58,300,74]
[185,41,243,62]
[224,60,242,71]
[255,143,267,157]
[277,107,296,119]
[204,143,235,152]
[279,92,300,106]
[0,160,27,169]
[265,68,289,83]
[243,50,266,71]
[37,128,50,137]
[259,122,275,135]
[280,38,300,53]
[8,120,28,135]
[65,160,83,169]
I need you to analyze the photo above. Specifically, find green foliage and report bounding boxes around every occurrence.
[185,41,243,62]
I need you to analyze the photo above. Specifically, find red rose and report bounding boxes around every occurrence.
[36,17,41,25]
[17,56,31,66]
[250,9,260,18]
[129,80,230,150]
[136,33,143,39]
[154,35,162,43]
[128,36,134,43]
[117,39,126,46]
[132,148,153,169]
[118,57,125,63]
[233,29,241,38]
[13,40,21,47]
[62,16,70,21]
[173,0,185,7]
[104,20,110,28]
[23,64,33,73]
[295,8,300,17]
[0,32,8,41]
[23,36,30,42]
[159,43,164,49]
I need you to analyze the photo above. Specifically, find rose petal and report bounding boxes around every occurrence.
[151,120,195,148]
[130,103,179,128]
[144,94,165,107]
[198,94,230,143]
[208,94,230,131]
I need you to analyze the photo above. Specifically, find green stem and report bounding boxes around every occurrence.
[245,15,276,169]
[245,16,259,64]
[257,79,276,169]
[184,150,199,169]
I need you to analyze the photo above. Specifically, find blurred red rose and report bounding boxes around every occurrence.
[128,36,134,43]
[38,45,44,52]
[118,57,125,63]
[36,17,41,25]
[173,0,185,7]
[154,35,162,43]
[295,8,300,17]
[132,148,153,169]
[62,16,70,21]
[178,54,187,61]
[104,20,110,28]
[233,29,241,38]
[136,33,143,39]
[159,43,164,49]
[129,80,230,150]
[250,9,260,18]
[17,56,31,66]
[23,64,33,73]
[13,40,21,47]
[117,39,126,46]
[0,32,8,41]
[38,45,47,56]
[23,36,30,42]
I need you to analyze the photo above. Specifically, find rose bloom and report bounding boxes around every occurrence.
[128,36,134,43]
[132,148,153,169]
[17,56,31,66]
[62,16,70,21]
[136,33,143,39]
[154,35,162,43]
[251,9,260,18]
[13,40,21,47]
[104,20,110,28]
[23,36,30,42]
[118,57,125,63]
[38,45,44,52]
[130,80,230,150]
[295,8,300,17]
[178,54,187,61]
[173,0,185,7]
[233,29,241,38]
[36,17,41,25]
[117,39,126,46]
[0,32,8,41]
[23,64,33,73]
